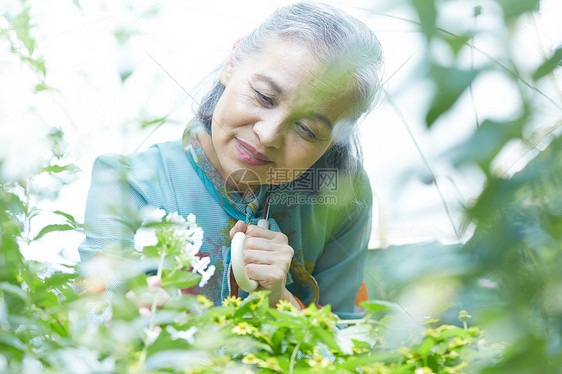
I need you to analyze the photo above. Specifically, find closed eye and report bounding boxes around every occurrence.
[255,90,274,107]
[296,122,317,139]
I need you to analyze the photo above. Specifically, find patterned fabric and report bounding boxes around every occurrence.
[78,121,373,319]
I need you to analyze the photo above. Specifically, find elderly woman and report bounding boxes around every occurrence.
[79,2,383,320]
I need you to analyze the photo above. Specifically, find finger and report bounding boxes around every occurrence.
[243,237,280,252]
[147,275,161,289]
[139,306,151,319]
[245,225,288,243]
[244,263,287,286]
[229,220,248,238]
[243,248,277,265]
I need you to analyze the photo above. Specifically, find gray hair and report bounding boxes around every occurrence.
[195,1,383,173]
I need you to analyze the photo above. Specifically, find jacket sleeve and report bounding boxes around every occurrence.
[78,154,149,295]
[312,172,373,320]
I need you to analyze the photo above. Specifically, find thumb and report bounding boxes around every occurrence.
[229,220,248,238]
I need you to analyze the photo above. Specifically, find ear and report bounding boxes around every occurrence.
[220,52,234,87]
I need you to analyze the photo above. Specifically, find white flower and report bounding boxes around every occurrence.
[198,265,215,287]
[166,211,186,225]
[192,256,210,273]
[141,207,166,225]
[191,227,204,249]
[134,227,158,251]
[187,213,196,225]
[144,326,161,346]
[166,325,197,344]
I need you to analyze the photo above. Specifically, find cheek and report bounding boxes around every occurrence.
[282,139,330,171]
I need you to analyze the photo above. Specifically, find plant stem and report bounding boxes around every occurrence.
[289,341,301,374]
[151,249,166,315]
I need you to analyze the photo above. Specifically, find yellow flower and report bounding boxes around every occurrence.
[414,367,434,374]
[446,350,460,359]
[443,361,469,374]
[222,295,242,308]
[232,322,258,336]
[307,357,333,370]
[361,362,390,374]
[436,324,456,333]
[352,346,370,354]
[448,337,470,349]
[458,310,472,322]
[196,294,214,308]
[276,299,298,313]
[307,347,334,371]
[398,346,412,358]
[242,353,261,365]
[261,357,282,372]
[425,328,439,338]
[301,303,319,317]
[242,354,282,372]
[212,314,228,327]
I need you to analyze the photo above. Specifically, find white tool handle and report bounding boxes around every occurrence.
[231,219,270,292]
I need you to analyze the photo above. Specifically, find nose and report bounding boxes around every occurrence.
[253,111,286,149]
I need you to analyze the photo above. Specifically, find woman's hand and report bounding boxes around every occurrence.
[230,220,295,307]
[126,276,170,318]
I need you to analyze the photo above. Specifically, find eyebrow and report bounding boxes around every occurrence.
[256,74,333,130]
[312,114,332,129]
[256,74,284,95]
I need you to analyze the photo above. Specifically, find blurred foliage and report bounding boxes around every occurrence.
[1,0,562,372]
[369,0,562,372]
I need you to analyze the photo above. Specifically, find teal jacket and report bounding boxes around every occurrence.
[79,124,373,319]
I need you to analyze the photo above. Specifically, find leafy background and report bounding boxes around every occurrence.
[1,0,561,372]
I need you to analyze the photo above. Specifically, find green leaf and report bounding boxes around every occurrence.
[0,282,29,301]
[34,224,74,240]
[34,81,52,92]
[23,56,46,76]
[0,334,26,352]
[161,271,200,289]
[443,32,473,55]
[496,0,539,22]
[360,300,393,313]
[426,64,481,127]
[449,117,525,174]
[416,336,436,360]
[141,116,168,129]
[532,47,562,81]
[72,0,84,16]
[54,210,79,226]
[411,0,437,39]
[12,7,35,55]
[41,164,81,174]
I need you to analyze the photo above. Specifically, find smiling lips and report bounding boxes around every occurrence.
[235,138,272,166]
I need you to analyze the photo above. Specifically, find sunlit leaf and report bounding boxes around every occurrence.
[426,64,481,127]
[532,46,562,81]
[443,32,473,55]
[161,271,199,289]
[41,164,81,174]
[411,0,437,39]
[360,300,393,313]
[23,56,46,75]
[12,7,35,55]
[0,282,28,301]
[34,224,74,240]
[141,116,167,129]
[449,117,524,174]
[496,0,539,22]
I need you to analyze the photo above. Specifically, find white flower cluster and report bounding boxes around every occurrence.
[133,208,215,287]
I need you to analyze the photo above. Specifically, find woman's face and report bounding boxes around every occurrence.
[201,38,355,194]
